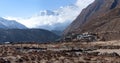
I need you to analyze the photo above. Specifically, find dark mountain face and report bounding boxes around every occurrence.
[0,29,59,43]
[63,0,120,36]
[110,0,119,9]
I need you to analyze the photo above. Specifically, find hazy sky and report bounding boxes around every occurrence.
[3,0,94,30]
[0,0,76,17]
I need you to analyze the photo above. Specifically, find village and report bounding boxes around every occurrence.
[62,32,103,42]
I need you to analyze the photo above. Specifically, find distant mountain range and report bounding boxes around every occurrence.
[0,17,59,42]
[0,17,27,29]
[0,29,59,43]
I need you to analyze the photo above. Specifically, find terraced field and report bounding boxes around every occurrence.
[0,40,120,63]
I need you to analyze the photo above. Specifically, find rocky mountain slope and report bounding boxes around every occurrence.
[63,0,120,41]
[63,0,120,36]
[0,29,59,42]
[82,8,120,32]
[82,8,120,40]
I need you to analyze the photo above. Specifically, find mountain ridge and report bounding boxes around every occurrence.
[0,29,59,43]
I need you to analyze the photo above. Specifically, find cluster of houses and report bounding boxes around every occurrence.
[62,32,99,42]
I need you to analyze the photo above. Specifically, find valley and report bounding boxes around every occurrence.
[0,0,120,63]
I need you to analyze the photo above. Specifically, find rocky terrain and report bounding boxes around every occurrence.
[0,40,120,63]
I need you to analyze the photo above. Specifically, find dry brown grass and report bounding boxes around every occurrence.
[0,40,120,63]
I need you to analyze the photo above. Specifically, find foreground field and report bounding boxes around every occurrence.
[0,40,120,63]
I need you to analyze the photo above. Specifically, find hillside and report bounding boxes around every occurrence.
[0,29,59,43]
[81,8,120,41]
[63,0,120,41]
[63,0,120,36]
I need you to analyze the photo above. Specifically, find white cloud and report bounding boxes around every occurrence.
[4,0,94,30]
[75,0,94,8]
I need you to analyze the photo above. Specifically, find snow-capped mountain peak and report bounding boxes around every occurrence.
[0,17,27,29]
[37,10,59,16]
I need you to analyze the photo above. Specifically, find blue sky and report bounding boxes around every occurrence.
[3,0,94,30]
[0,0,76,17]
